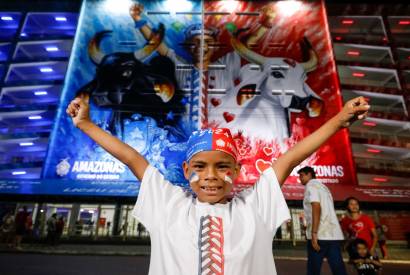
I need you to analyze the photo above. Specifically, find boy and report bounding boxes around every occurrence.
[350,238,382,275]
[341,197,378,257]
[66,94,369,275]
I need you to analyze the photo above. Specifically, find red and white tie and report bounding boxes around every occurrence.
[199,215,224,275]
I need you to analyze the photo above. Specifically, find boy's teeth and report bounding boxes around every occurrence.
[201,186,222,190]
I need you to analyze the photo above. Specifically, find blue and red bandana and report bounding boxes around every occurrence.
[186,128,238,162]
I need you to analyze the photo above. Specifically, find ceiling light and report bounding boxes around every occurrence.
[347,50,360,56]
[398,20,410,25]
[12,171,26,175]
[373,177,388,182]
[55,16,67,22]
[1,16,13,21]
[342,19,354,25]
[34,91,48,96]
[40,67,53,73]
[28,115,42,120]
[363,121,376,127]
[45,46,59,52]
[19,142,34,146]
[352,72,365,77]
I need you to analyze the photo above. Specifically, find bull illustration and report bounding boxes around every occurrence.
[208,28,323,142]
[77,24,184,136]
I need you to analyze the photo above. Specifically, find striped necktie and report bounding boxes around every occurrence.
[199,215,224,275]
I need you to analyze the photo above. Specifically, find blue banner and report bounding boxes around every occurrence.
[41,0,202,196]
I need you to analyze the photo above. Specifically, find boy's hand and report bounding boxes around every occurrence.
[259,4,276,28]
[337,97,370,128]
[66,93,91,129]
[130,2,144,22]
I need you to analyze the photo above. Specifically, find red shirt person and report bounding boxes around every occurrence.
[340,197,378,255]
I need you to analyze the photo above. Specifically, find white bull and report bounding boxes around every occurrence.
[208,34,323,143]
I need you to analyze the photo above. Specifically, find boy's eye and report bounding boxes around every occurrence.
[193,165,204,169]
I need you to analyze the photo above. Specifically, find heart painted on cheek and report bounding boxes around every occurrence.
[263,147,273,156]
[256,159,272,174]
[223,112,235,123]
[210,98,221,107]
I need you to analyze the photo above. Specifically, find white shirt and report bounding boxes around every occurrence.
[133,165,290,275]
[303,179,344,240]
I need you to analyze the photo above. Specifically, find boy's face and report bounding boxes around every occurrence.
[357,243,368,257]
[183,150,240,204]
[186,34,216,65]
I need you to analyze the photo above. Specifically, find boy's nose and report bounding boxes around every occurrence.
[204,167,218,180]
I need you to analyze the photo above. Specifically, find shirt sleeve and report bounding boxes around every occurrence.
[305,184,321,203]
[217,51,241,83]
[243,167,291,233]
[132,165,185,231]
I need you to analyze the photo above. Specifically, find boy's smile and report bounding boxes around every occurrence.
[183,150,239,204]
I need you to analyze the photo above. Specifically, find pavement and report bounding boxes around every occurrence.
[1,240,410,265]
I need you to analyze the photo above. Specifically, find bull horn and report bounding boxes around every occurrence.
[228,28,265,65]
[88,31,112,65]
[300,49,318,72]
[134,23,165,61]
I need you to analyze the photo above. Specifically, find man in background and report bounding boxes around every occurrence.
[298,166,347,275]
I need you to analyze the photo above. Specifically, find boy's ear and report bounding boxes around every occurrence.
[182,161,190,180]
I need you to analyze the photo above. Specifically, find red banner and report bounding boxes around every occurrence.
[203,1,357,197]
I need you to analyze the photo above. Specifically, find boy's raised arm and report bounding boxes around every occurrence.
[66,93,149,181]
[273,97,370,185]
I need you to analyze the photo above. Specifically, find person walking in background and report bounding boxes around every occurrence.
[14,206,29,250]
[1,211,15,248]
[298,166,347,275]
[376,223,388,259]
[350,238,382,275]
[46,213,57,245]
[341,197,378,257]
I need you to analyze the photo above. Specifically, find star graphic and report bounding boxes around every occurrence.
[166,111,174,121]
[181,97,188,105]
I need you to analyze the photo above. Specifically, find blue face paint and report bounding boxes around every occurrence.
[189,172,200,184]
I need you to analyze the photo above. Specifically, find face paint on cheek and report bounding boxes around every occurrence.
[224,172,233,185]
[189,172,200,184]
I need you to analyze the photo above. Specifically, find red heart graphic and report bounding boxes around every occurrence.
[210,98,221,107]
[256,159,272,174]
[263,147,273,156]
[223,112,235,123]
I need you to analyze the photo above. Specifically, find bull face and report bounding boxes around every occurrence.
[91,52,176,109]
[207,29,324,140]
[228,29,323,117]
[78,24,182,123]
